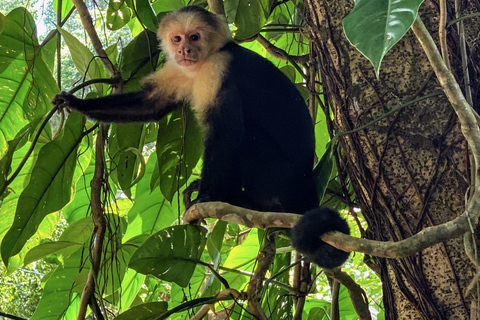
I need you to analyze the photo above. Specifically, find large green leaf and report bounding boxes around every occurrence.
[156,109,202,202]
[119,30,159,91]
[135,0,158,31]
[1,112,85,265]
[58,28,107,94]
[24,241,82,266]
[129,224,207,287]
[343,0,423,76]
[225,0,273,39]
[0,143,35,246]
[30,250,87,320]
[107,0,132,30]
[0,8,57,159]
[119,269,146,311]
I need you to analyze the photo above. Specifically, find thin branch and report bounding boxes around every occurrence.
[207,0,225,16]
[256,34,309,65]
[438,0,450,69]
[0,311,27,320]
[160,289,245,320]
[70,0,116,75]
[324,269,371,320]
[247,234,276,320]
[447,12,480,28]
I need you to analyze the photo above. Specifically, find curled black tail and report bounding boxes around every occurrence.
[291,208,350,269]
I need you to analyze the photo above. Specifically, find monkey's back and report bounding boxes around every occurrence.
[221,42,318,213]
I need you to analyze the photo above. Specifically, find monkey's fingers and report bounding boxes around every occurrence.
[52,92,74,113]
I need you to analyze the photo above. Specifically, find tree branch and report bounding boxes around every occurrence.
[207,0,225,16]
[255,34,309,65]
[324,269,371,320]
[68,2,121,319]
[184,202,472,259]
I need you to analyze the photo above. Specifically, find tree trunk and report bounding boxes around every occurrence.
[305,0,480,319]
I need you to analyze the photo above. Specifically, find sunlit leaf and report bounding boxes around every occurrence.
[1,113,85,265]
[123,156,177,242]
[52,0,74,19]
[24,241,82,266]
[129,224,207,287]
[57,27,107,94]
[0,8,57,159]
[30,250,87,320]
[107,0,132,30]
[343,0,423,76]
[226,0,273,39]
[119,269,146,311]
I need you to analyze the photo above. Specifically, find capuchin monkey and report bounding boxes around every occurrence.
[52,6,350,269]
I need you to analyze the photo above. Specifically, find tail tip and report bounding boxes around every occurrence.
[291,207,350,269]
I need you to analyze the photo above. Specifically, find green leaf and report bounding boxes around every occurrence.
[156,109,202,202]
[129,225,207,287]
[115,302,168,320]
[123,156,177,241]
[107,0,132,30]
[24,241,82,266]
[0,12,5,33]
[226,0,273,39]
[313,142,335,203]
[135,0,159,31]
[119,269,146,311]
[30,250,87,320]
[58,27,107,94]
[59,217,94,242]
[112,123,145,197]
[52,0,74,19]
[62,163,95,223]
[151,0,187,13]
[0,8,57,159]
[6,212,60,274]
[120,30,159,91]
[342,0,423,76]
[207,220,227,261]
[0,143,35,246]
[1,112,85,265]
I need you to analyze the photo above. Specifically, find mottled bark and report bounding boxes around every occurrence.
[304,0,480,319]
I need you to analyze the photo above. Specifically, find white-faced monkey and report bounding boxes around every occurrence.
[52,6,350,268]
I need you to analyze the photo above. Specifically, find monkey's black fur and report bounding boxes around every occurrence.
[53,6,350,269]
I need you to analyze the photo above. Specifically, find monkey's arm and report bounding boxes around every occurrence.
[52,87,181,123]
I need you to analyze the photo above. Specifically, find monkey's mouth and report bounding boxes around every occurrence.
[177,59,198,66]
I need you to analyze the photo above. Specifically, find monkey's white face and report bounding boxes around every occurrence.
[168,30,207,69]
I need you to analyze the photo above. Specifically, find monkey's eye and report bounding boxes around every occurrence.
[190,34,200,41]
[172,35,182,43]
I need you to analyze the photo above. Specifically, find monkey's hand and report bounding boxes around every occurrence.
[52,92,78,112]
